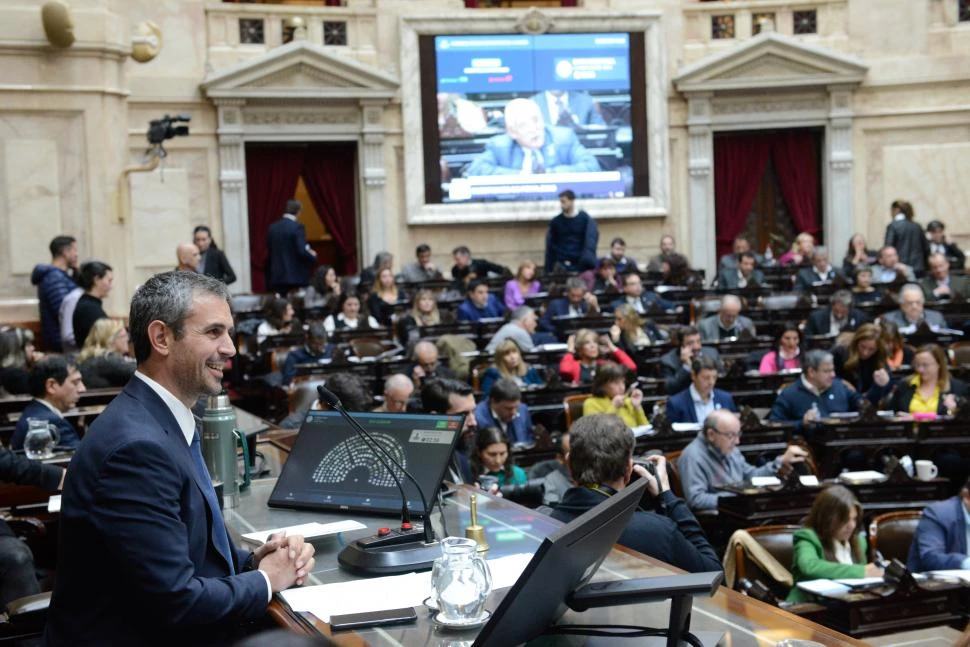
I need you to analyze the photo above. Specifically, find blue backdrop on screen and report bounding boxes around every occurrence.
[432,33,636,203]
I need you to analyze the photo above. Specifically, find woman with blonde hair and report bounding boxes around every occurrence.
[480,339,544,396]
[890,343,968,416]
[77,318,135,388]
[504,260,541,310]
[396,288,453,349]
[833,323,889,393]
[779,232,815,267]
[609,304,655,357]
[367,266,402,327]
[559,328,635,385]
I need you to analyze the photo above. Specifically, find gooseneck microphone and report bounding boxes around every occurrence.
[317,385,439,575]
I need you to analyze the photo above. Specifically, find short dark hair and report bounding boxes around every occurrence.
[193,225,217,248]
[670,325,700,347]
[305,321,328,342]
[691,355,719,374]
[610,237,626,247]
[421,377,473,413]
[322,372,372,412]
[489,378,521,404]
[738,251,757,263]
[49,235,76,259]
[415,243,431,256]
[452,246,471,257]
[568,414,633,485]
[284,199,302,215]
[263,296,292,330]
[466,279,486,294]
[559,189,575,201]
[78,261,113,291]
[590,361,628,397]
[926,220,945,233]
[28,355,74,398]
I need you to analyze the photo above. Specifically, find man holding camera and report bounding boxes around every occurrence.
[549,414,721,573]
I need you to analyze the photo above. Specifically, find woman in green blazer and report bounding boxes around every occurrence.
[788,485,884,602]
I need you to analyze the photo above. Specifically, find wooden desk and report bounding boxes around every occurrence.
[808,417,917,478]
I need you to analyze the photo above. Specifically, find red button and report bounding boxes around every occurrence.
[401,522,413,531]
[378,527,391,536]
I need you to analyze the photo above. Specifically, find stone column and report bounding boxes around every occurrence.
[359,99,388,268]
[826,86,854,264]
[685,93,717,279]
[214,99,250,293]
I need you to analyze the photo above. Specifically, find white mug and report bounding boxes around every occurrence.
[915,460,938,481]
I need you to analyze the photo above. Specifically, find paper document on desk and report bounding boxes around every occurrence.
[750,476,781,487]
[279,552,533,622]
[48,495,61,513]
[927,570,970,582]
[241,521,366,545]
[796,579,850,597]
[834,577,884,588]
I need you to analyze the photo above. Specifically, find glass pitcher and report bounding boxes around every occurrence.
[24,418,59,460]
[431,537,492,623]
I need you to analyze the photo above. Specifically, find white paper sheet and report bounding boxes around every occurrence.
[927,570,970,582]
[279,552,534,622]
[795,579,850,597]
[838,470,887,484]
[241,520,366,545]
[48,495,61,513]
[834,577,884,587]
[671,423,701,433]
[750,476,781,487]
[799,475,820,487]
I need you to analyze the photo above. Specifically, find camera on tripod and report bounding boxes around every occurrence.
[146,114,191,148]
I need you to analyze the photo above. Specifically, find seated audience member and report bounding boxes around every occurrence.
[473,378,533,446]
[890,344,968,416]
[540,277,600,336]
[779,232,815,267]
[12,355,85,450]
[421,377,479,483]
[544,189,599,274]
[718,236,762,277]
[921,251,970,302]
[926,220,966,270]
[257,296,297,344]
[374,373,414,413]
[795,246,841,291]
[678,410,807,513]
[646,235,676,273]
[289,371,374,418]
[457,279,506,322]
[302,265,341,311]
[72,261,113,349]
[608,271,673,315]
[660,252,700,288]
[281,322,334,387]
[532,89,606,129]
[551,415,722,573]
[907,476,970,572]
[399,243,443,284]
[665,355,737,424]
[487,306,538,353]
[872,245,915,284]
[833,324,891,393]
[842,233,879,278]
[0,327,40,396]
[0,445,65,607]
[77,319,135,389]
[789,486,881,602]
[503,260,541,310]
[322,293,379,334]
[607,237,638,274]
[698,295,756,341]
[470,426,526,487]
[409,340,457,388]
[174,242,201,272]
[480,339,544,397]
[851,265,881,305]
[582,361,647,428]
[366,266,402,327]
[804,289,868,338]
[358,251,393,290]
[718,251,763,290]
[529,431,571,506]
[396,289,451,351]
[193,225,236,285]
[880,319,914,370]
[580,257,621,294]
[759,325,802,375]
[660,326,723,395]
[560,329,635,385]
[451,245,509,290]
[609,304,662,357]
[881,283,946,331]
[768,349,890,435]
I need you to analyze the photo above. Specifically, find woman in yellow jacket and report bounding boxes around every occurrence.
[582,361,648,428]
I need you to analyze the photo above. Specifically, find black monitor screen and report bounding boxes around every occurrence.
[268,410,464,517]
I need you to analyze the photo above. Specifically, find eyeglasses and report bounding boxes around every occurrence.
[713,429,742,440]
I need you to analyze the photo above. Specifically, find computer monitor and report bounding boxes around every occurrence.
[268,410,464,517]
[472,477,649,646]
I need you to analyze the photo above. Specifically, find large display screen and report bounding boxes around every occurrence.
[426,32,640,203]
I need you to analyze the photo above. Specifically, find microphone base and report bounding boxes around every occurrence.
[338,538,440,576]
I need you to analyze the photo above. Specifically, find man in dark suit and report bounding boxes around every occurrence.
[544,189,599,273]
[11,355,84,450]
[927,220,966,270]
[665,355,737,424]
[881,283,947,330]
[717,251,764,290]
[803,290,868,337]
[473,378,534,446]
[540,277,600,336]
[921,252,970,302]
[194,225,236,285]
[44,271,315,646]
[608,272,673,314]
[908,476,970,572]
[718,236,764,277]
[794,246,842,292]
[456,279,506,322]
[265,199,317,294]
[464,98,600,177]
[697,295,756,341]
[531,90,606,130]
[659,326,722,395]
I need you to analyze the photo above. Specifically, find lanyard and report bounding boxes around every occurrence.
[583,483,618,498]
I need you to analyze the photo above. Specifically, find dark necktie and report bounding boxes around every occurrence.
[531,149,545,174]
[556,96,574,128]
[190,429,235,574]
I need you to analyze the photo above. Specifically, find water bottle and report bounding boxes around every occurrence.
[764,245,774,263]
[202,393,241,508]
[810,402,820,419]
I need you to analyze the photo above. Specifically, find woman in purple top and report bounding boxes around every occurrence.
[504,260,541,310]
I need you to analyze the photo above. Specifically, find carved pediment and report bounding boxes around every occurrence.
[674,32,867,93]
[247,63,356,90]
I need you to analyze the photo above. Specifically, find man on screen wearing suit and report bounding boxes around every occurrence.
[463,98,601,177]
[265,199,317,294]
[532,90,606,130]
[44,272,315,646]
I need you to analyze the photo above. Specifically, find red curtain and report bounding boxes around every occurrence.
[244,145,305,293]
[713,134,772,259]
[302,144,359,276]
[772,130,820,241]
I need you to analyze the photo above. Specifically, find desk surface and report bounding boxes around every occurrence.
[224,479,864,646]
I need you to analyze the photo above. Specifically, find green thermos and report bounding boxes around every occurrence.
[202,393,250,508]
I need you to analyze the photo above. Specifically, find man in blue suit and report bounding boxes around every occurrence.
[265,199,317,294]
[44,271,315,646]
[531,90,606,130]
[665,356,737,424]
[473,378,534,446]
[457,279,506,322]
[540,277,600,336]
[908,477,970,572]
[11,355,84,450]
[464,98,600,177]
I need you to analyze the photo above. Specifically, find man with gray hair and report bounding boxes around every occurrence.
[768,348,890,436]
[795,246,841,291]
[540,276,600,337]
[882,283,947,331]
[375,373,415,413]
[804,289,868,337]
[486,305,539,353]
[46,271,315,645]
[697,294,756,341]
